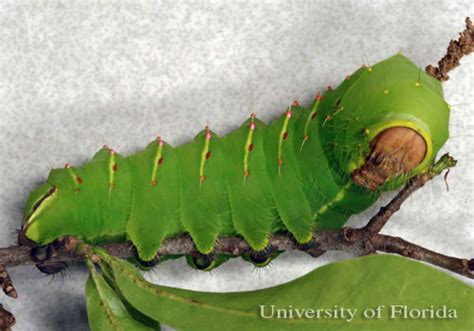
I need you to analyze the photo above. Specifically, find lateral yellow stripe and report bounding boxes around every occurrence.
[313,183,350,219]
[64,163,82,189]
[25,187,58,226]
[103,146,116,188]
[277,108,292,172]
[300,94,322,151]
[199,127,212,184]
[243,113,255,182]
[151,137,164,186]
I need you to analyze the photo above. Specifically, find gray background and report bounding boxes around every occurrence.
[1,1,473,330]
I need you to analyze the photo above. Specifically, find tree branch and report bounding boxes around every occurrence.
[0,303,15,331]
[425,17,474,81]
[371,234,474,278]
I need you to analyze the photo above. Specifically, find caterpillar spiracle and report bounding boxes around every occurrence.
[20,54,449,272]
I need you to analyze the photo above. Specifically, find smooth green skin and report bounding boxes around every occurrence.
[99,253,473,331]
[23,54,450,264]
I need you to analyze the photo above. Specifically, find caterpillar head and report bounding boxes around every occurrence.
[320,54,450,191]
[351,126,428,191]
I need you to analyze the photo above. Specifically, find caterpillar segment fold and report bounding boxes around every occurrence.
[20,54,450,270]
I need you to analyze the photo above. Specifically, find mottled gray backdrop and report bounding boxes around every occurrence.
[0,1,472,330]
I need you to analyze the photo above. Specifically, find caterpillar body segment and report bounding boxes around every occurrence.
[263,104,315,244]
[126,139,181,262]
[22,54,451,268]
[220,117,280,252]
[292,96,380,229]
[177,128,233,255]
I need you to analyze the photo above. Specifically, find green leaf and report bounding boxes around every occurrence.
[100,253,473,331]
[85,260,159,331]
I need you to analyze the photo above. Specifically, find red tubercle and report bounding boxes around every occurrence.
[250,113,256,119]
[103,145,115,155]
[206,151,212,160]
[277,158,283,166]
[327,85,332,91]
[76,176,83,184]
[158,157,164,165]
[113,164,118,172]
[64,163,71,169]
[286,110,292,119]
[151,179,157,186]
[156,136,164,146]
[304,135,309,141]
[248,143,254,152]
[200,175,206,182]
[282,132,288,140]
[292,100,299,106]
[316,94,322,102]
[205,128,212,140]
[244,170,250,177]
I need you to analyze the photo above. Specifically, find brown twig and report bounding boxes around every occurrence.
[371,234,474,278]
[0,266,16,299]
[426,17,474,81]
[0,228,472,280]
[1,227,472,278]
[0,304,15,331]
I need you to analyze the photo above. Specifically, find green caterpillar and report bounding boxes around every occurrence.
[20,53,450,271]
